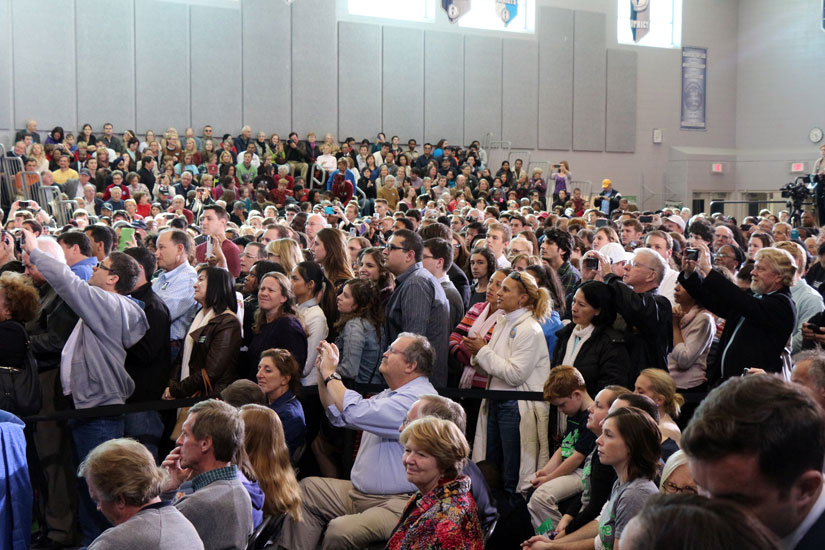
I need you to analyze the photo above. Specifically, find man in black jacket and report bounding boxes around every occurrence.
[595,248,672,378]
[123,247,172,461]
[679,243,796,383]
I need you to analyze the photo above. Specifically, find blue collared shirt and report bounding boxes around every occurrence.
[152,261,198,341]
[69,255,98,282]
[326,375,437,494]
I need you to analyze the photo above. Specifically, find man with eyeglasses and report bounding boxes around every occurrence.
[21,228,149,544]
[277,334,437,550]
[304,213,326,248]
[592,247,672,378]
[383,229,450,388]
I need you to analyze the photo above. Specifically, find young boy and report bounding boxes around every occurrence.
[528,366,596,534]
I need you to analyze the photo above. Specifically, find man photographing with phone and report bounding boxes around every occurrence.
[194,205,241,278]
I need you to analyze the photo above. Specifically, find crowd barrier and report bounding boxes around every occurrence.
[19,383,708,424]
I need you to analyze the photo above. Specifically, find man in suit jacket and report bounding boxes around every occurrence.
[679,244,796,383]
[683,376,825,550]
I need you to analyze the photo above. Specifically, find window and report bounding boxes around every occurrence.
[616,0,682,49]
[346,0,535,34]
[457,0,535,34]
[347,0,434,22]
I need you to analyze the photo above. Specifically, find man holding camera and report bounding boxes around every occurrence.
[678,242,796,383]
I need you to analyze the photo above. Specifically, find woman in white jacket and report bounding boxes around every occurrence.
[464,270,552,509]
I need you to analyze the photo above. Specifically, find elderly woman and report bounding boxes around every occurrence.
[78,438,202,549]
[387,416,484,550]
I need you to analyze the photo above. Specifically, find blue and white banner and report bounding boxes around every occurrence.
[495,0,518,26]
[442,0,472,23]
[630,0,650,42]
[681,46,707,130]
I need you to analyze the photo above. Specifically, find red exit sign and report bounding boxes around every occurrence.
[711,163,723,173]
[790,162,806,173]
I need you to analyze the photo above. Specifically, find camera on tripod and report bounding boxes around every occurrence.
[780,174,825,227]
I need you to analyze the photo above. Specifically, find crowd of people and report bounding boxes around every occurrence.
[1,122,825,550]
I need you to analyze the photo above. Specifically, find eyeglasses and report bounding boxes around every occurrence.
[385,243,406,252]
[627,260,655,271]
[94,263,117,275]
[662,481,698,495]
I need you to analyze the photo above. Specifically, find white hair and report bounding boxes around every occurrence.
[35,236,66,264]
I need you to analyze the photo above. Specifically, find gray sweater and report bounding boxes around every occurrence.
[30,248,148,409]
[88,502,204,550]
[174,479,253,550]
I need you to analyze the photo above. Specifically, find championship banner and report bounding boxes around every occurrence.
[495,0,518,26]
[442,0,471,23]
[630,0,650,42]
[681,46,707,130]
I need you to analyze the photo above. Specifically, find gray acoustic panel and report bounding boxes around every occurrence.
[292,0,336,136]
[503,39,538,150]
[0,0,13,131]
[538,7,573,150]
[243,0,290,133]
[191,4,242,137]
[464,35,501,145]
[383,26,424,143]
[572,10,606,151]
[77,0,134,132]
[135,0,190,133]
[424,31,464,146]
[606,49,637,153]
[12,0,76,131]
[338,22,381,141]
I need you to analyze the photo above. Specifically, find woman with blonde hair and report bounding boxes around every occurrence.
[30,143,49,173]
[464,271,552,509]
[239,404,303,524]
[183,137,202,166]
[387,417,483,550]
[635,368,685,447]
[266,238,303,275]
[311,228,354,289]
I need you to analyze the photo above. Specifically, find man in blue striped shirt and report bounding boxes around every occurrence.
[152,229,198,361]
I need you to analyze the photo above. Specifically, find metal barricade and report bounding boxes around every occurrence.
[0,145,24,212]
[355,186,367,212]
[569,180,594,207]
[484,139,511,173]
[53,200,79,227]
[309,163,327,191]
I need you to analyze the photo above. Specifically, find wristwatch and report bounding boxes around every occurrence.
[324,372,342,386]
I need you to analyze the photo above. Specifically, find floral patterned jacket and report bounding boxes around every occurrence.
[386,476,484,550]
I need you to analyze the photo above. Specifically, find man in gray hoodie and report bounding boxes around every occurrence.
[21,229,149,544]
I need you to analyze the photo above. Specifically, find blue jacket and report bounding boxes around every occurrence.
[540,311,564,360]
[0,410,32,550]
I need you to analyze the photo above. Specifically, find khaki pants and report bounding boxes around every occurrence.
[288,161,309,181]
[527,469,584,530]
[277,477,411,550]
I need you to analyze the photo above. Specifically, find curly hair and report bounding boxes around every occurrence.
[335,278,383,341]
[0,272,41,322]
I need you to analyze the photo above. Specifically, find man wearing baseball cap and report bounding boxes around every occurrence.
[596,178,621,215]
